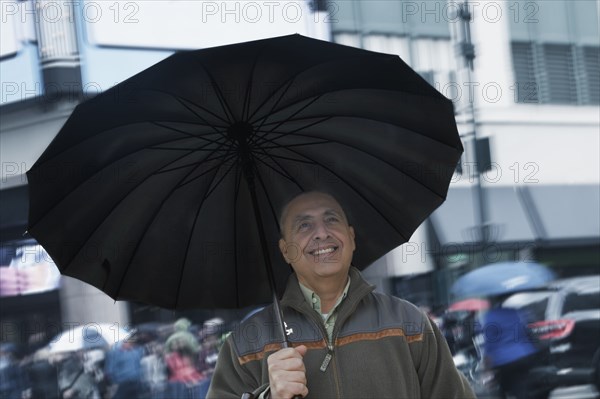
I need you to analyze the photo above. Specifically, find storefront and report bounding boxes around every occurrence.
[1,185,63,351]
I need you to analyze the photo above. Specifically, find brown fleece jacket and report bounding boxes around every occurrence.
[207,267,475,399]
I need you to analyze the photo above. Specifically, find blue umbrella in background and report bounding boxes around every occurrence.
[451,261,556,300]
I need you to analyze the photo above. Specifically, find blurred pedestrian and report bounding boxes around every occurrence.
[481,293,545,399]
[0,342,30,399]
[195,318,226,399]
[165,318,199,355]
[53,352,99,399]
[26,348,59,399]
[138,333,167,397]
[104,338,147,399]
[197,318,224,376]
[163,318,203,398]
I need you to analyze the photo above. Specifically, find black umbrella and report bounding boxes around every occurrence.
[27,34,462,347]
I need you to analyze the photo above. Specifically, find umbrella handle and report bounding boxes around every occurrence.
[240,394,303,399]
[277,312,303,399]
[240,389,303,399]
[244,164,303,399]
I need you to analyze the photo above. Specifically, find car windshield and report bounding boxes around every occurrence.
[562,290,600,314]
[502,291,551,321]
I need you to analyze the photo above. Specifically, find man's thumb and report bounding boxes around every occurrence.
[295,344,308,357]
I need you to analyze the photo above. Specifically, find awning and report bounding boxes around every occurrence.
[430,184,600,245]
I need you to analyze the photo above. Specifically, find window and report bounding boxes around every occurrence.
[512,42,539,103]
[511,42,600,105]
[562,290,600,315]
[582,46,600,105]
[543,44,578,104]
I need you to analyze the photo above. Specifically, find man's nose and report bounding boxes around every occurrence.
[312,221,330,240]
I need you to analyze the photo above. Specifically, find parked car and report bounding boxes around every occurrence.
[502,275,600,393]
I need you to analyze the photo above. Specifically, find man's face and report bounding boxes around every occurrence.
[278,192,355,290]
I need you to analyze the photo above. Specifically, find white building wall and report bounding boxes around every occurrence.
[59,276,130,327]
[381,0,599,278]
[0,104,71,190]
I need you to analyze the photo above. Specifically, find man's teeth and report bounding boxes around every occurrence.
[313,247,336,256]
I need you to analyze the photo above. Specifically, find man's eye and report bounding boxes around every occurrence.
[325,216,339,223]
[298,222,311,231]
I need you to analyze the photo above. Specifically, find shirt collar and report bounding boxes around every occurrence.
[299,276,351,317]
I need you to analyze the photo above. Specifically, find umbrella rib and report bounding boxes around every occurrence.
[253,155,304,231]
[136,88,232,128]
[251,79,298,136]
[192,62,236,125]
[264,144,411,242]
[156,151,236,177]
[254,141,333,150]
[232,161,243,307]
[147,127,231,153]
[172,146,237,309]
[259,125,457,158]
[251,129,454,200]
[170,94,231,131]
[28,134,228,234]
[33,120,226,169]
[249,78,448,128]
[245,52,395,123]
[59,141,226,278]
[252,153,304,188]
[175,152,238,190]
[150,146,229,152]
[199,155,239,199]
[250,114,333,149]
[244,38,295,125]
[116,142,230,304]
[151,121,227,144]
[253,153,315,164]
[249,114,333,151]
[254,112,459,152]
[241,40,266,122]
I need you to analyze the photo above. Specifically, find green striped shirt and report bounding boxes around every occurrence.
[298,277,351,343]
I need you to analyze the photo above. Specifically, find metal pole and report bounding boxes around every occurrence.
[244,166,292,348]
[232,125,292,349]
[455,0,488,246]
[241,147,302,399]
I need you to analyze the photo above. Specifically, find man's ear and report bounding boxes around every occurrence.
[279,238,291,264]
[349,225,356,251]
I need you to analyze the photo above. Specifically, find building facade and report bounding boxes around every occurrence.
[1,0,598,345]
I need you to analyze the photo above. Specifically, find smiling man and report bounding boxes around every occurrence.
[278,192,355,311]
[207,191,475,399]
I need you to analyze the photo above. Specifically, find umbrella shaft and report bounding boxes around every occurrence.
[243,162,290,347]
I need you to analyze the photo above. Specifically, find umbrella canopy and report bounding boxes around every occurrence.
[27,34,462,311]
[451,261,556,300]
[47,324,131,353]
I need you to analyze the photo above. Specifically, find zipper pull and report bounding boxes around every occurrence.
[320,345,334,372]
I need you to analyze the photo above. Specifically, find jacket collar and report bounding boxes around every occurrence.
[280,266,375,313]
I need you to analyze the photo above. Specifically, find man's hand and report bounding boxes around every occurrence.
[267,345,308,399]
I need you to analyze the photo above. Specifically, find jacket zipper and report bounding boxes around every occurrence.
[319,343,334,372]
[286,281,374,399]
[323,284,373,398]
[320,327,342,398]
[301,310,342,398]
